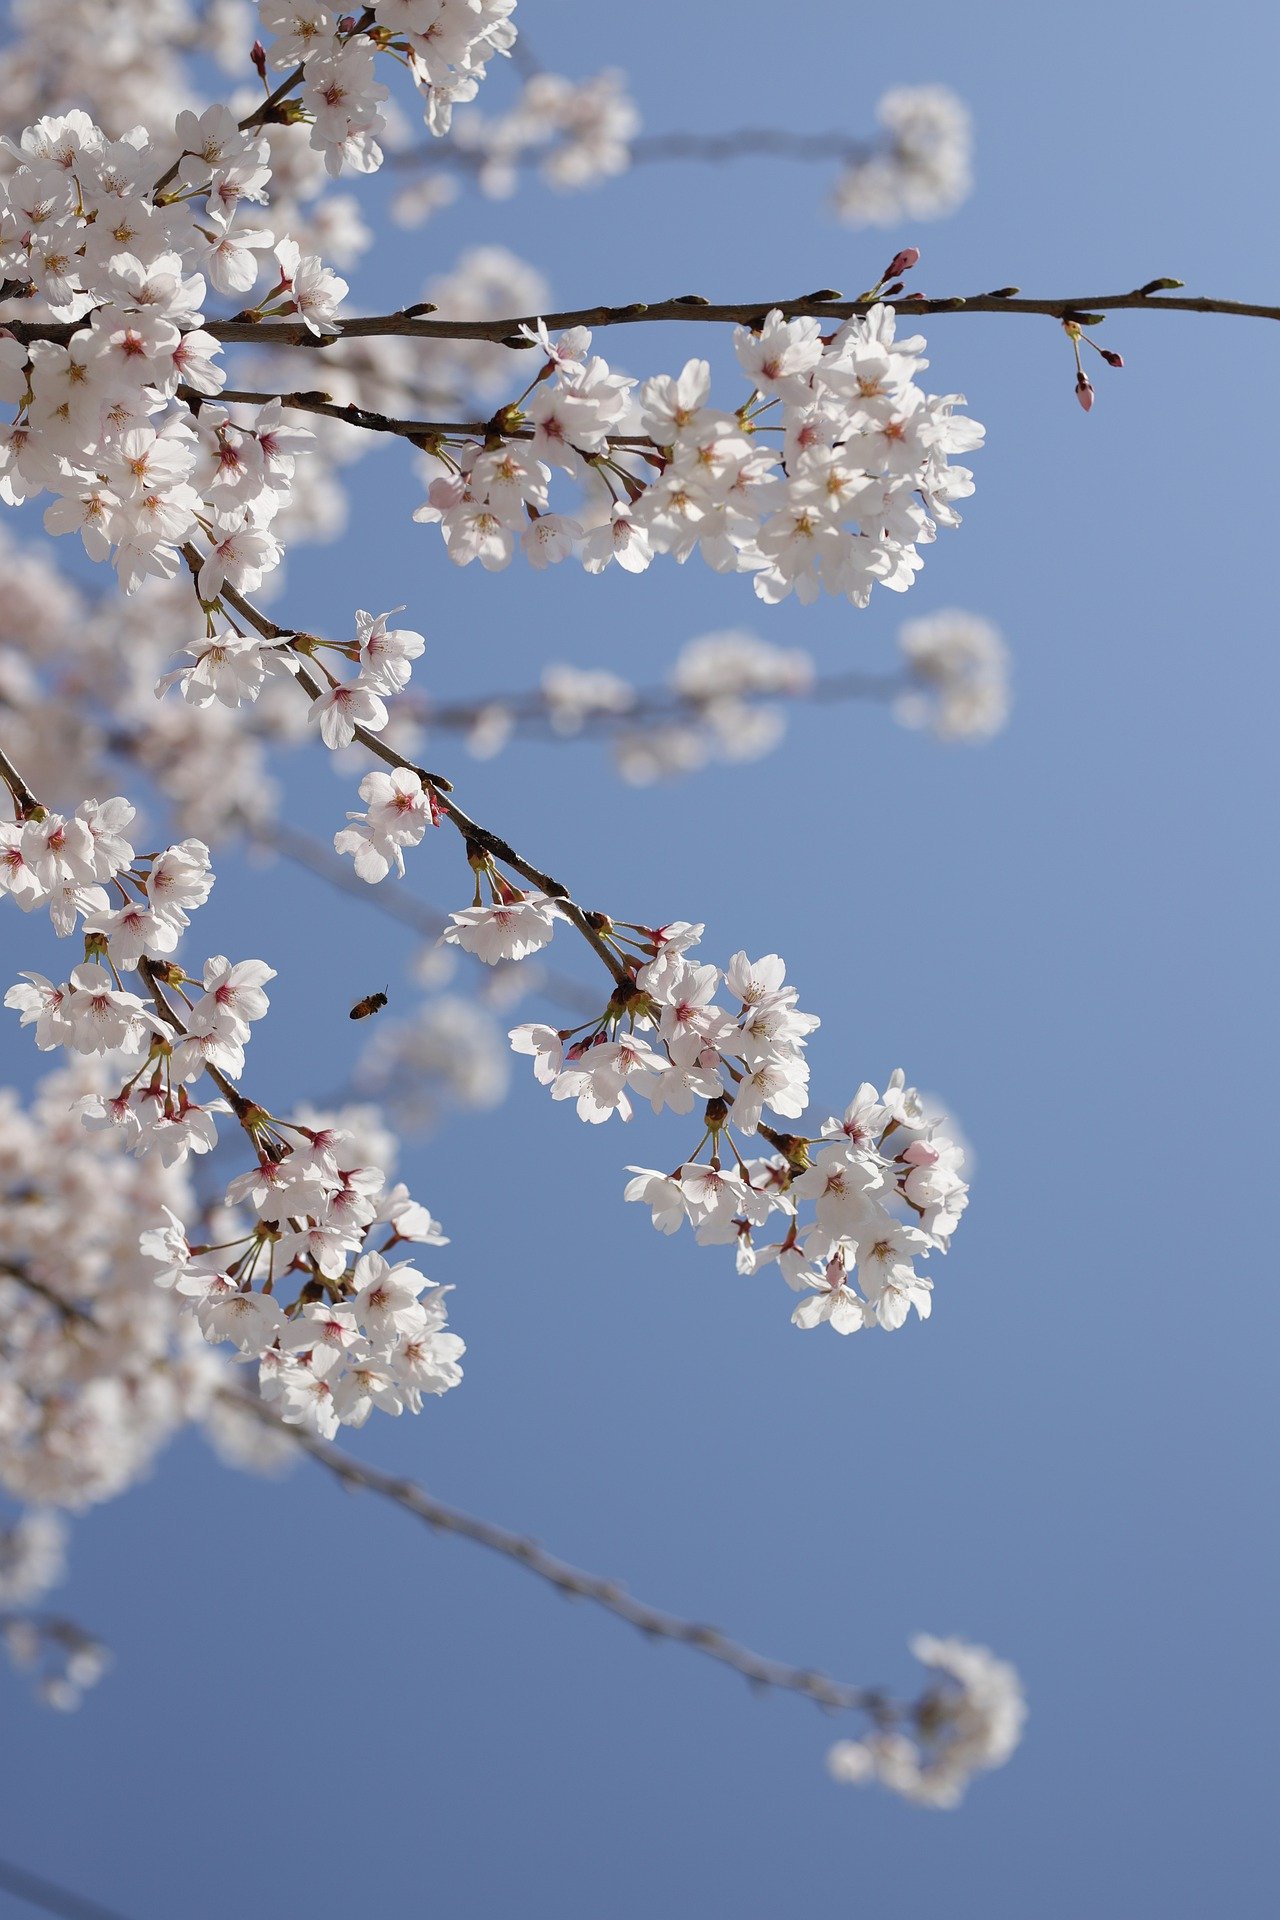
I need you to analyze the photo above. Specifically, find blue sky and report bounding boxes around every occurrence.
[2,1,1279,1914]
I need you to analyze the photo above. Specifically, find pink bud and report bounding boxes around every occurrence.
[1100,349,1125,369]
[902,1140,940,1167]
[1075,372,1095,412]
[883,247,921,282]
[250,39,267,79]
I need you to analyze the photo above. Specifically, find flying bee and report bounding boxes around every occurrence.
[349,989,388,1021]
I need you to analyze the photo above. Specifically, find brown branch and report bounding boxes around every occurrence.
[164,285,1280,348]
[6,285,1276,358]
[0,742,45,821]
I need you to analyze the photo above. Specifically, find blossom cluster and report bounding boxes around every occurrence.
[0,1055,228,1510]
[154,602,429,761]
[624,1065,966,1337]
[499,916,964,1336]
[893,608,1010,741]
[416,302,983,608]
[512,932,818,1132]
[828,1635,1027,1807]
[0,103,337,597]
[144,1171,463,1441]
[1,775,462,1445]
[329,800,970,1340]
[259,2,517,160]
[831,86,973,227]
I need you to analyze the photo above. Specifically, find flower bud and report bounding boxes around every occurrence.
[1075,372,1095,412]
[250,39,267,80]
[882,247,921,282]
[1100,348,1125,369]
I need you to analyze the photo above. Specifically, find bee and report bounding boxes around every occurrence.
[349,989,388,1021]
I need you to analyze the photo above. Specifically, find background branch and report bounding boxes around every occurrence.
[236,1392,891,1719]
[0,1853,132,1920]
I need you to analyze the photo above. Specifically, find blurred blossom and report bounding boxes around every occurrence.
[354,996,511,1132]
[895,610,1011,742]
[831,86,973,226]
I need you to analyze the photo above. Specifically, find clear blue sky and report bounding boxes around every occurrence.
[2,2,1278,1915]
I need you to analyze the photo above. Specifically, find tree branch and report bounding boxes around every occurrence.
[7,285,1276,357]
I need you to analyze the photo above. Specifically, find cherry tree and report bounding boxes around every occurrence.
[0,6,1268,1883]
